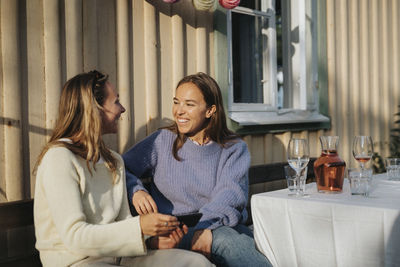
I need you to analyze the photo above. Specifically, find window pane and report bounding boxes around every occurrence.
[238,0,262,10]
[276,0,284,109]
[232,12,267,103]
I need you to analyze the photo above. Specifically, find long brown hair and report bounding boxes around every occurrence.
[164,72,238,160]
[34,70,119,183]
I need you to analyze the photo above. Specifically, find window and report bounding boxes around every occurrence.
[227,0,328,126]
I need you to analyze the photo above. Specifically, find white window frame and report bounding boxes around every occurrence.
[227,0,329,126]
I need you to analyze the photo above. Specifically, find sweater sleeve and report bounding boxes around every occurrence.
[123,130,160,206]
[196,141,250,230]
[39,148,146,257]
[115,154,134,221]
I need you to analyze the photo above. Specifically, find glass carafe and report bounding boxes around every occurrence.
[314,136,346,193]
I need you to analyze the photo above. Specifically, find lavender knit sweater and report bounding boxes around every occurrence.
[123,129,250,230]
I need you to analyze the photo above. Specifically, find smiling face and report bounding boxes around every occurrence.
[101,82,126,134]
[173,82,216,143]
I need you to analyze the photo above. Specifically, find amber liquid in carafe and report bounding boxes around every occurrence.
[314,150,346,193]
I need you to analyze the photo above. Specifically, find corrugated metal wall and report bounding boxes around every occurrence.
[1,0,399,202]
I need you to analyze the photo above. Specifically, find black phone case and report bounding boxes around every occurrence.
[176,213,202,227]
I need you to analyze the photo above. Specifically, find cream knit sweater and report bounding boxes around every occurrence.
[34,146,146,267]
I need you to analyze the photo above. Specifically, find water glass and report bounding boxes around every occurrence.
[287,138,310,197]
[348,168,373,196]
[284,165,308,196]
[386,158,400,181]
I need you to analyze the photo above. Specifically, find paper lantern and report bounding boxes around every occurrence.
[192,0,215,11]
[219,0,240,9]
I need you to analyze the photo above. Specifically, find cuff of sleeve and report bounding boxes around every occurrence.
[103,216,147,257]
[133,186,148,194]
[134,216,148,255]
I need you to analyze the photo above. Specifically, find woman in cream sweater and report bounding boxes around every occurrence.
[33,70,213,267]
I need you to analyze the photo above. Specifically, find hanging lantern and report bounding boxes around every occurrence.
[219,0,240,9]
[192,0,215,11]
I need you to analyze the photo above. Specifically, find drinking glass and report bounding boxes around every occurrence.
[386,158,400,180]
[348,168,373,196]
[352,136,373,169]
[284,165,308,196]
[287,138,310,196]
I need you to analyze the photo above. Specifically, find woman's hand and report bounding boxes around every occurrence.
[147,225,189,249]
[140,213,180,236]
[132,190,158,214]
[191,229,212,259]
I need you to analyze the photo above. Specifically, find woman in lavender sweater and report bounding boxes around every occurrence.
[123,73,272,267]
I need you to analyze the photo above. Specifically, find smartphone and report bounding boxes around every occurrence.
[175,212,202,227]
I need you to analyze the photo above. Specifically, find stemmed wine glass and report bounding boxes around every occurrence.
[352,136,373,170]
[287,138,310,197]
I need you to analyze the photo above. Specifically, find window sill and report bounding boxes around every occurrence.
[230,110,329,126]
[229,110,330,134]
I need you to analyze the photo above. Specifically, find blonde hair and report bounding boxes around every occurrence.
[34,70,118,183]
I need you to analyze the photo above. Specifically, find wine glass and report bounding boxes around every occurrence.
[352,136,373,169]
[287,138,310,196]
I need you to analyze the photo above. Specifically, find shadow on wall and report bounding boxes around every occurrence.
[0,117,52,137]
[0,116,53,201]
[120,117,175,154]
[245,133,290,165]
[271,135,288,162]
[0,188,6,201]
[0,115,175,159]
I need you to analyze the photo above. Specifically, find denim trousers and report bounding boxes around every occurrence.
[178,224,272,267]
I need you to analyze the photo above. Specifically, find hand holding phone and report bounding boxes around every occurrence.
[175,212,202,227]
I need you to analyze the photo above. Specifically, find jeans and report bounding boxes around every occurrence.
[178,224,272,267]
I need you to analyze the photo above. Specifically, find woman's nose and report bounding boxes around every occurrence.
[120,104,126,113]
[176,104,185,114]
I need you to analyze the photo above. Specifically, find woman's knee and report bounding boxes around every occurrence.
[212,225,255,252]
[212,226,239,248]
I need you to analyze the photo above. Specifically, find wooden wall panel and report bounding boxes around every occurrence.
[65,0,83,77]
[326,0,400,168]
[132,0,147,143]
[0,0,215,202]
[83,0,98,71]
[116,0,133,152]
[26,0,46,198]
[1,0,24,201]
[158,3,174,127]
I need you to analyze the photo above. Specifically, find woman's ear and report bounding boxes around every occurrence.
[206,105,216,118]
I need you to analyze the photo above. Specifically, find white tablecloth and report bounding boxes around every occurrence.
[251,174,400,267]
